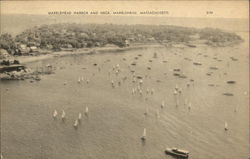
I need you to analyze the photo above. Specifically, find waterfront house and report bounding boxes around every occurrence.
[30,46,39,52]
[18,44,30,55]
[0,49,10,59]
[125,40,130,46]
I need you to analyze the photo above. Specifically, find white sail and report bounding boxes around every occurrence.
[139,79,143,85]
[78,113,82,120]
[85,107,89,114]
[61,110,66,119]
[53,110,58,118]
[174,90,178,95]
[141,128,146,140]
[132,88,135,94]
[151,88,154,94]
[156,110,160,118]
[139,89,143,95]
[175,84,178,90]
[143,128,146,137]
[161,101,165,108]
[74,119,78,127]
[225,122,228,130]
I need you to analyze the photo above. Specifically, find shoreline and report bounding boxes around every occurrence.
[13,44,164,64]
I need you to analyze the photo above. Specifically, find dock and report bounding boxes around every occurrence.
[0,64,25,73]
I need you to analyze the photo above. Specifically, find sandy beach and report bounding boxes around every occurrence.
[12,44,163,64]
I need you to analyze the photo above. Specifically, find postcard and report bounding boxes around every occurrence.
[0,1,249,159]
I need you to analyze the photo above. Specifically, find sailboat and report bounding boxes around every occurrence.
[86,79,90,84]
[224,122,228,131]
[53,110,58,118]
[78,113,82,120]
[144,108,148,116]
[174,90,178,95]
[132,88,135,95]
[139,79,143,85]
[175,84,179,90]
[188,103,192,110]
[178,88,182,94]
[151,88,155,95]
[161,101,165,108]
[74,119,78,128]
[139,89,143,96]
[141,128,146,140]
[61,110,66,120]
[175,99,179,107]
[85,107,89,115]
[184,99,188,106]
[111,80,115,87]
[156,110,160,118]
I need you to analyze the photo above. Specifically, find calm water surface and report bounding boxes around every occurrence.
[1,36,249,159]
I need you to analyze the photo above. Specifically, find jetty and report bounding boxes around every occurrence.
[0,64,25,73]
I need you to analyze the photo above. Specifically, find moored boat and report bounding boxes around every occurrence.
[165,147,189,158]
[141,128,146,140]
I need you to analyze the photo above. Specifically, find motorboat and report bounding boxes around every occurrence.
[165,147,189,158]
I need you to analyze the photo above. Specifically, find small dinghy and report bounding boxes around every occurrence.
[223,93,234,96]
[227,80,236,84]
[141,128,146,140]
[193,62,202,66]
